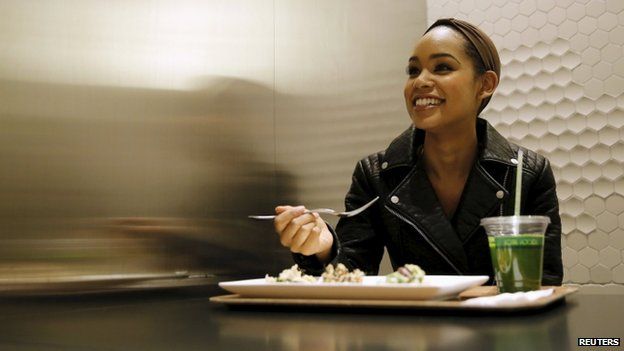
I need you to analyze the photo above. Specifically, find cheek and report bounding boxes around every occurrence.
[403,80,413,97]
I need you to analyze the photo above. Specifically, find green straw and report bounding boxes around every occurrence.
[514,149,524,216]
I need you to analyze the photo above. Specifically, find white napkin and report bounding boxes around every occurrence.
[461,288,554,307]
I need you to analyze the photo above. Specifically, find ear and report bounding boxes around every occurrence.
[478,70,498,100]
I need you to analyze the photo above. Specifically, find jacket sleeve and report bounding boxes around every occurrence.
[525,155,563,285]
[294,157,385,275]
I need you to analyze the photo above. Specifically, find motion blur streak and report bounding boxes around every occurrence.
[0,0,424,294]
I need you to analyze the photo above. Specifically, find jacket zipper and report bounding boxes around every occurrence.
[499,166,511,216]
[385,205,463,275]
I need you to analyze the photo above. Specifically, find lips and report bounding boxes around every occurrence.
[412,96,445,111]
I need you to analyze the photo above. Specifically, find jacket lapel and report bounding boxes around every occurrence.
[388,159,469,273]
[453,162,509,243]
[380,118,517,274]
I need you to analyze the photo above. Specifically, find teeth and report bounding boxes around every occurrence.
[414,98,442,106]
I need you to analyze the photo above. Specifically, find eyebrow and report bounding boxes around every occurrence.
[408,53,460,64]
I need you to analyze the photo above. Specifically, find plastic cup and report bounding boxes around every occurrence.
[480,216,550,293]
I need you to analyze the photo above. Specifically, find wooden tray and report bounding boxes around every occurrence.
[210,285,577,312]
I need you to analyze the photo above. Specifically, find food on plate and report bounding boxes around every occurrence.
[321,263,364,283]
[265,263,365,283]
[385,264,425,283]
[265,264,317,283]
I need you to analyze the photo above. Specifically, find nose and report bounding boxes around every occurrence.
[412,70,434,89]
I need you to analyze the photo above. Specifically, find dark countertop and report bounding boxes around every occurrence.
[0,285,621,351]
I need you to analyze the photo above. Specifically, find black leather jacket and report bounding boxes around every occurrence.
[296,118,563,285]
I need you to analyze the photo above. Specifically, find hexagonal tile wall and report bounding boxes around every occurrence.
[428,0,624,286]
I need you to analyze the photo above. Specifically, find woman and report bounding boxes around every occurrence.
[273,18,563,285]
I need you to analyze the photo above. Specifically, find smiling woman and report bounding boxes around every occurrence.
[273,18,563,287]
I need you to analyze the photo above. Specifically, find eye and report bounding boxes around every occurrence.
[405,65,420,77]
[435,63,452,72]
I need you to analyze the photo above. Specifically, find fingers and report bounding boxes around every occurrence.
[297,226,322,256]
[274,206,305,233]
[290,222,317,254]
[280,212,318,248]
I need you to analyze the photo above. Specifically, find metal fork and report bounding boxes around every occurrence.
[248,196,380,220]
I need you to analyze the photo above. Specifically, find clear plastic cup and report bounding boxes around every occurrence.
[480,216,550,293]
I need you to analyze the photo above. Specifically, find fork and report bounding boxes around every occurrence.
[248,196,380,220]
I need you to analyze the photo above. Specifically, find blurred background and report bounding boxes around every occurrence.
[0,0,623,294]
[0,0,422,294]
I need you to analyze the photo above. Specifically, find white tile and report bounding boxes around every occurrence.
[564,83,584,100]
[601,162,622,181]
[570,33,591,52]
[579,246,600,267]
[558,19,578,40]
[581,47,601,66]
[586,112,608,130]
[601,44,622,64]
[582,162,603,182]
[610,143,624,162]
[569,264,591,283]
[546,117,566,135]
[548,7,567,25]
[578,17,598,35]
[568,144,590,165]
[606,0,624,13]
[561,213,577,234]
[589,144,612,164]
[595,96,617,114]
[599,247,621,268]
[564,196,584,216]
[494,17,512,35]
[604,76,624,97]
[605,194,624,213]
[608,228,624,249]
[558,182,573,201]
[571,64,593,83]
[598,126,619,146]
[584,195,606,215]
[613,264,624,283]
[596,211,618,232]
[597,12,618,31]
[537,0,556,11]
[578,129,598,147]
[567,230,588,250]
[529,10,548,28]
[566,3,586,21]
[606,111,624,128]
[529,119,556,136]
[586,0,606,18]
[588,231,610,250]
[561,164,582,182]
[563,246,579,267]
[576,213,597,233]
[558,131,578,150]
[566,114,587,133]
[608,26,624,45]
[552,68,572,87]
[521,27,540,46]
[592,62,613,80]
[569,172,589,193]
[555,99,575,117]
[590,264,612,283]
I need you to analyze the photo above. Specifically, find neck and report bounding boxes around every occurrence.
[422,122,478,180]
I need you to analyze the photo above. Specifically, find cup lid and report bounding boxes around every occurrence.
[480,215,551,226]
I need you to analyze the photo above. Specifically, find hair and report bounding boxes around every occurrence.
[424,18,501,114]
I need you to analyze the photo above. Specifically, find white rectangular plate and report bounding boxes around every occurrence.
[219,275,489,300]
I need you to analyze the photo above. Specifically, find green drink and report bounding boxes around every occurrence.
[488,234,544,292]
[482,216,550,293]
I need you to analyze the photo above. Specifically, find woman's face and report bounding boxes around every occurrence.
[404,26,485,133]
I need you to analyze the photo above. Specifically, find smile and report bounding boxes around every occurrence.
[414,97,444,106]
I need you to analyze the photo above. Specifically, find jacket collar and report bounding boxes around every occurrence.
[382,117,514,274]
[381,117,517,172]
